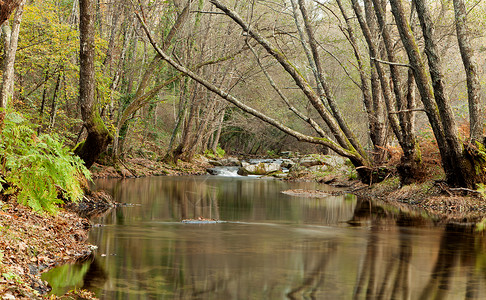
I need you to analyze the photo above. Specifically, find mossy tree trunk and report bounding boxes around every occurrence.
[75,0,111,169]
[335,0,387,164]
[389,0,486,188]
[453,0,484,142]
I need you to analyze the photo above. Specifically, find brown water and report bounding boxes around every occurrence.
[43,176,486,299]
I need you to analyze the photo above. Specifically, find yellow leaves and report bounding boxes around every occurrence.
[18,0,112,113]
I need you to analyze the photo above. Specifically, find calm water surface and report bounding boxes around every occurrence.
[44,175,486,299]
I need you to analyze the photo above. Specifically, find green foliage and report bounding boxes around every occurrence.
[266,150,277,158]
[204,145,225,159]
[348,169,358,180]
[215,146,225,158]
[477,183,486,199]
[0,112,91,214]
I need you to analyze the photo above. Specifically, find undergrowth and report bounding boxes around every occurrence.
[0,111,91,214]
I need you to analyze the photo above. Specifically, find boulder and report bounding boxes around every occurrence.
[208,160,223,166]
[221,157,241,166]
[309,165,328,172]
[238,162,282,175]
[299,156,325,167]
[280,159,295,169]
[298,155,348,168]
[206,168,219,175]
[280,151,299,158]
[209,157,241,166]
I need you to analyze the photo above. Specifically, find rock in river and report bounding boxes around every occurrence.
[238,162,282,176]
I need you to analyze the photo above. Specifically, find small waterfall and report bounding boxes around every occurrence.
[207,166,240,177]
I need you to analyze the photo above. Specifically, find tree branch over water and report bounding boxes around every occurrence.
[134,12,367,164]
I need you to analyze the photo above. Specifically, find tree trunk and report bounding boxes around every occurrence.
[211,110,224,153]
[368,0,422,183]
[0,0,21,26]
[112,0,194,159]
[389,0,483,188]
[0,0,25,109]
[335,0,387,163]
[297,0,367,159]
[75,0,112,168]
[350,0,403,147]
[37,67,50,135]
[48,71,62,131]
[207,0,366,162]
[412,0,470,186]
[453,0,484,142]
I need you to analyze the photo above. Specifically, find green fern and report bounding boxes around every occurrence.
[0,111,91,214]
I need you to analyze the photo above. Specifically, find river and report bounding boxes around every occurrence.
[43,175,486,299]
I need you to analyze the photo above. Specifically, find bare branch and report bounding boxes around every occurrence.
[135,11,368,165]
[371,57,413,68]
[388,108,426,114]
[190,10,225,15]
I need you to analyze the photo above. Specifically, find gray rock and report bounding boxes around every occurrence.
[221,157,241,166]
[206,168,219,175]
[209,157,241,166]
[309,165,328,172]
[208,160,223,166]
[299,156,325,167]
[325,155,348,168]
[280,159,295,169]
[238,162,282,175]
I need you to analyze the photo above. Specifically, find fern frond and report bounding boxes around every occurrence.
[0,111,92,214]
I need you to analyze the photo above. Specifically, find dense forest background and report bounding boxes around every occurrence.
[1,0,486,188]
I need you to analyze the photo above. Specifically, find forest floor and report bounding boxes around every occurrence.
[2,155,486,299]
[0,199,98,299]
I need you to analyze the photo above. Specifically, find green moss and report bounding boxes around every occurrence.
[377,177,400,189]
[72,141,85,153]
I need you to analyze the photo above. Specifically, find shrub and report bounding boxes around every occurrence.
[204,145,225,159]
[0,111,91,214]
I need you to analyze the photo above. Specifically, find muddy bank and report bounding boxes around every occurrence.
[282,165,486,225]
[351,178,486,224]
[0,192,115,299]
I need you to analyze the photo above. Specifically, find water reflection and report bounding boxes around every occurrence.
[43,176,486,299]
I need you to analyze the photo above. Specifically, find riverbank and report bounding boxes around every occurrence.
[0,190,116,299]
[351,177,486,224]
[288,160,486,225]
[89,156,211,178]
[0,200,95,299]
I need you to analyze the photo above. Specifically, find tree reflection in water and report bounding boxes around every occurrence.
[349,199,486,300]
[43,177,486,299]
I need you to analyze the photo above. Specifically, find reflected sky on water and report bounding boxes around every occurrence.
[43,176,486,299]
